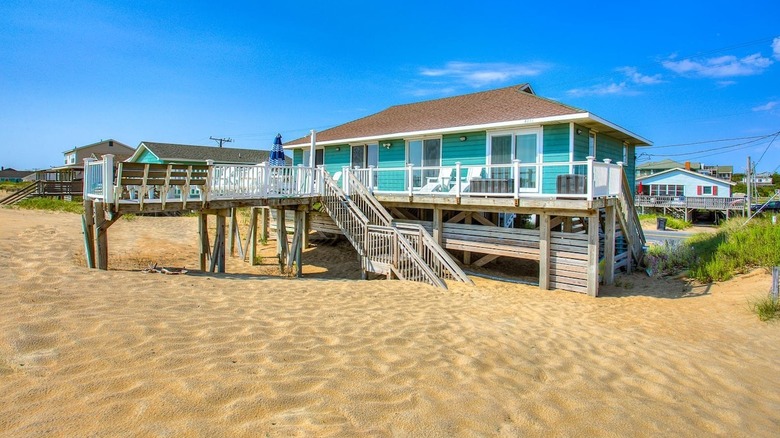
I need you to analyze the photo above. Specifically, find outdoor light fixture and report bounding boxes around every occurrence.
[382,142,392,149]
[459,136,467,141]
[576,128,583,135]
[335,147,341,151]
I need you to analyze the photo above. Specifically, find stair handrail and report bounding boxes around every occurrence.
[344,171,394,226]
[617,169,646,263]
[395,222,474,285]
[345,170,472,285]
[321,171,446,288]
[367,224,445,288]
[0,181,39,205]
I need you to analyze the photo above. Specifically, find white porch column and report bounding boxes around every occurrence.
[309,130,317,193]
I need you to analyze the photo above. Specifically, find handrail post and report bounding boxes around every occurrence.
[206,160,214,202]
[513,159,521,200]
[342,166,350,196]
[603,158,612,197]
[368,165,375,194]
[407,163,413,197]
[103,154,114,204]
[455,162,462,198]
[586,156,594,201]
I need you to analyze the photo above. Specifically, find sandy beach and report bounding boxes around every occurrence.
[1,207,778,436]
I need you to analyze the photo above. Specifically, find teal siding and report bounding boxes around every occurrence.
[626,145,636,192]
[442,131,486,166]
[135,149,163,164]
[596,133,623,162]
[573,124,590,161]
[542,124,571,194]
[323,144,351,177]
[293,149,303,166]
[377,139,406,191]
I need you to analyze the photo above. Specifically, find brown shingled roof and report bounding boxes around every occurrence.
[286,84,585,146]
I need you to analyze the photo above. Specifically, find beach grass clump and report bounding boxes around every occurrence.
[0,181,28,192]
[15,197,84,214]
[751,294,780,322]
[644,240,697,276]
[688,218,780,282]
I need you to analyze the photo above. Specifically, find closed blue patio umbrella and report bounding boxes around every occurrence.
[269,133,286,166]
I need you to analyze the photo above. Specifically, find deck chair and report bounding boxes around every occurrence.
[450,166,483,193]
[418,167,453,193]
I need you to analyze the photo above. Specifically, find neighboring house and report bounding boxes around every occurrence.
[126,141,284,165]
[751,171,774,186]
[62,139,135,168]
[0,167,33,182]
[286,83,651,193]
[637,168,736,198]
[637,159,733,181]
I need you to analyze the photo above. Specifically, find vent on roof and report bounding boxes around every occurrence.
[109,141,113,147]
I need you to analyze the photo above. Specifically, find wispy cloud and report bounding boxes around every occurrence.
[662,52,774,78]
[753,101,778,112]
[716,80,737,88]
[773,36,780,60]
[419,61,550,88]
[567,66,660,97]
[617,66,664,85]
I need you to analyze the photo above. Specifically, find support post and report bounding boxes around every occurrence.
[213,212,226,273]
[604,205,616,286]
[302,208,310,249]
[228,207,237,257]
[277,208,288,273]
[249,207,258,266]
[94,201,109,270]
[83,199,95,269]
[587,214,600,297]
[432,207,443,246]
[199,212,209,271]
[539,213,550,290]
[260,207,269,244]
[463,212,472,265]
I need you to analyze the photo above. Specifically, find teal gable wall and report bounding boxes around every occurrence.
[542,124,571,194]
[323,144,351,176]
[293,149,303,165]
[135,149,163,164]
[442,132,486,166]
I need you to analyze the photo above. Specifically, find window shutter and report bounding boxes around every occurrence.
[697,186,702,195]
[713,186,718,196]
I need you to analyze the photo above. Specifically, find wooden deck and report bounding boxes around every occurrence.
[79,155,644,296]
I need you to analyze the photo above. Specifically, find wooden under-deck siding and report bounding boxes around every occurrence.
[549,231,589,293]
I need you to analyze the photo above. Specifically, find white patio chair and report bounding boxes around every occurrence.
[450,167,484,193]
[419,167,453,193]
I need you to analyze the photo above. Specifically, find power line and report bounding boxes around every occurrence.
[649,132,778,149]
[754,131,780,167]
[646,133,776,157]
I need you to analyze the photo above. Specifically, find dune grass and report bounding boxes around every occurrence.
[751,294,780,322]
[15,197,84,214]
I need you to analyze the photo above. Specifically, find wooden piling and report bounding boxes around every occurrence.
[94,201,109,270]
[82,199,96,269]
[586,214,600,297]
[538,213,550,290]
[249,207,259,265]
[603,205,616,286]
[198,212,209,271]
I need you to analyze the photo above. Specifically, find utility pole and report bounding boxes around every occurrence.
[210,136,233,148]
[746,156,752,215]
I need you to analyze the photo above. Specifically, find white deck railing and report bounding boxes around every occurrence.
[83,157,322,208]
[347,156,624,201]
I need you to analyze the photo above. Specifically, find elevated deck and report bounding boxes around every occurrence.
[81,155,643,296]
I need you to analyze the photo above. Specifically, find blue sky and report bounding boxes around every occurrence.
[1,0,779,173]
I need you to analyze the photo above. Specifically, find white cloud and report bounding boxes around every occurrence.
[716,80,737,88]
[567,82,634,97]
[617,66,664,84]
[662,52,774,78]
[753,101,779,112]
[419,61,549,87]
[773,37,780,60]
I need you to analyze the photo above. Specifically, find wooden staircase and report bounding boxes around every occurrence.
[615,170,646,266]
[320,171,472,288]
[0,181,40,205]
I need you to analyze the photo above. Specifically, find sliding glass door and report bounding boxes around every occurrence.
[408,138,441,188]
[489,129,540,191]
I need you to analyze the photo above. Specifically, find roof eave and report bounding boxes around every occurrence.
[285,113,651,149]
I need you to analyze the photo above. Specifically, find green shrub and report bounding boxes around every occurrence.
[15,198,84,214]
[638,213,692,230]
[644,241,697,276]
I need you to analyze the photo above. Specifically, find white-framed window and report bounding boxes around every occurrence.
[488,128,541,190]
[65,153,76,165]
[407,137,441,187]
[649,184,684,196]
[351,143,378,169]
[589,132,596,157]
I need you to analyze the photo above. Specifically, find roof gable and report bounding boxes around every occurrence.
[637,167,736,185]
[129,142,275,164]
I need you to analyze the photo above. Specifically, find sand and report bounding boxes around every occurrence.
[0,207,779,437]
